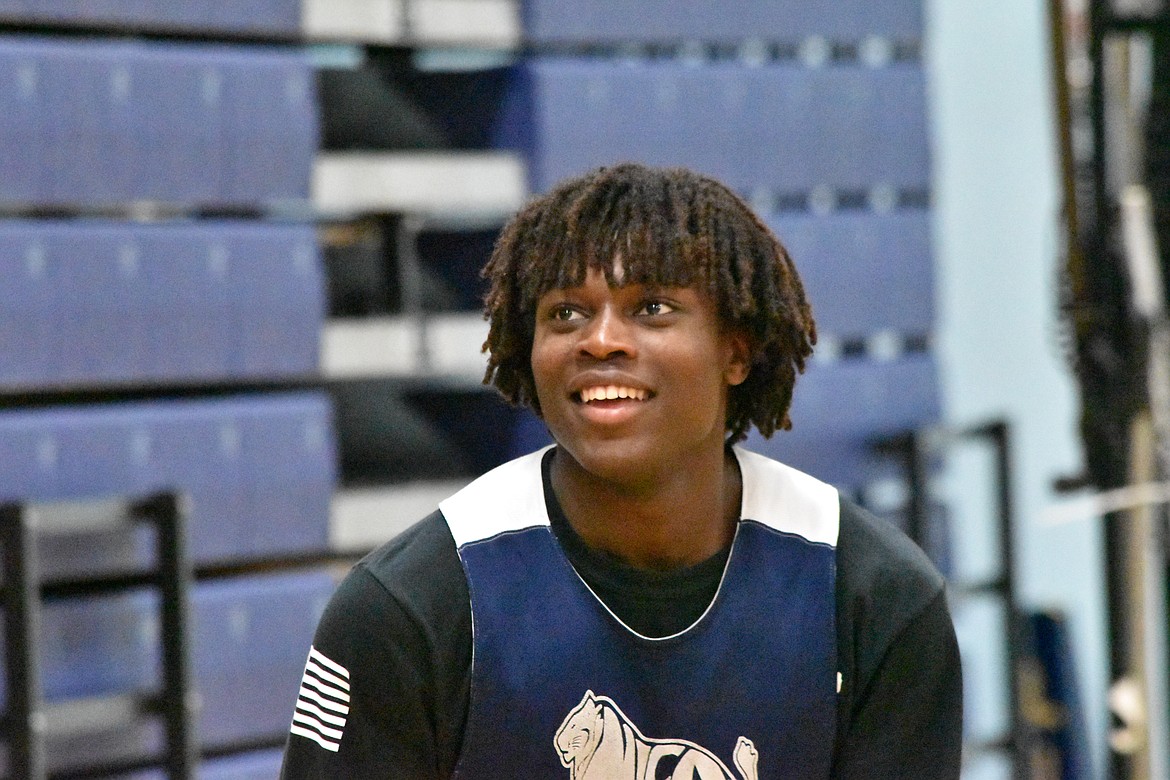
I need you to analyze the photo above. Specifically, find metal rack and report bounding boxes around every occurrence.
[883,420,1028,777]
[0,493,196,780]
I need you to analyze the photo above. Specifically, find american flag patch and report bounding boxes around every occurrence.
[289,646,351,752]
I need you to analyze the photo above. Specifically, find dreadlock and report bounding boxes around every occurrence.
[482,162,816,443]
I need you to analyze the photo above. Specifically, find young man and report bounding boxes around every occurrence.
[281,163,962,779]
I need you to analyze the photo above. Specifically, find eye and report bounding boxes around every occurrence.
[550,304,583,322]
[636,300,675,316]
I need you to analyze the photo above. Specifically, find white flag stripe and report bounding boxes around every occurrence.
[306,659,351,692]
[301,670,352,703]
[290,723,340,752]
[310,646,350,679]
[293,710,345,740]
[296,698,348,728]
[298,684,351,715]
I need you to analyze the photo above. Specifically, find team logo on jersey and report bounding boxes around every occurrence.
[554,690,759,780]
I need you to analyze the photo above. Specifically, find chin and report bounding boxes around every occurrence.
[555,435,650,479]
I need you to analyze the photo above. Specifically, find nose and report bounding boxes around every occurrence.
[579,306,636,360]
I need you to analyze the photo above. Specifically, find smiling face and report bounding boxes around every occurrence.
[531,265,750,487]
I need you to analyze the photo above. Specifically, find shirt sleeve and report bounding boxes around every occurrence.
[279,564,445,779]
[832,588,963,779]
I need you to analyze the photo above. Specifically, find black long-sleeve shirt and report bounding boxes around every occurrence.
[281,454,962,778]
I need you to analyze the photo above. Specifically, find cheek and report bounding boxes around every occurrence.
[529,334,564,404]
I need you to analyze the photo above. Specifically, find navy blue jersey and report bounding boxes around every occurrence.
[442,447,838,779]
[280,448,962,779]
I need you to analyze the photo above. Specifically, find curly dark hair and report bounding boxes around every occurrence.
[481,162,816,443]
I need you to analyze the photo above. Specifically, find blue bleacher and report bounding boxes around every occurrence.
[0,571,333,773]
[522,0,923,44]
[121,748,288,780]
[191,571,335,750]
[220,46,319,204]
[0,38,49,201]
[1,1,302,37]
[768,211,934,339]
[744,354,940,490]
[0,220,325,389]
[133,46,228,203]
[199,748,286,779]
[0,36,317,207]
[0,393,337,569]
[495,58,930,195]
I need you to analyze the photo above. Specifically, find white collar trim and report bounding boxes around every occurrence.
[441,445,838,550]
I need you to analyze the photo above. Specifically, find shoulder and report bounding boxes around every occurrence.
[283,511,472,778]
[308,510,469,668]
[350,510,469,631]
[834,496,952,697]
[831,499,961,777]
[836,497,946,619]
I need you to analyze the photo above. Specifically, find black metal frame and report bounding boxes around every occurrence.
[883,420,1023,776]
[0,492,196,780]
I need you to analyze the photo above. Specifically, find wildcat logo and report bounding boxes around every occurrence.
[554,690,759,780]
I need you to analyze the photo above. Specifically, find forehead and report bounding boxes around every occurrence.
[532,245,702,300]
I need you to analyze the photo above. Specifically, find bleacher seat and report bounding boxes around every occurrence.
[191,571,336,750]
[0,36,317,207]
[200,748,287,779]
[221,46,319,204]
[0,38,49,201]
[0,0,302,37]
[523,0,923,45]
[0,393,337,569]
[768,211,934,339]
[494,58,930,195]
[0,220,324,389]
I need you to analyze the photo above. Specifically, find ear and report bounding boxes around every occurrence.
[722,328,752,387]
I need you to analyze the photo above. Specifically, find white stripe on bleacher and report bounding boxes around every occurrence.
[290,646,351,753]
[312,151,526,216]
[409,0,520,46]
[330,479,472,552]
[303,0,519,46]
[303,0,405,43]
[320,312,488,380]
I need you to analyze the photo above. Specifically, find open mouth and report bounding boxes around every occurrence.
[573,385,652,404]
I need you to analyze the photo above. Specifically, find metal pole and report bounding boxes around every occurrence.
[145,493,198,779]
[1,502,47,779]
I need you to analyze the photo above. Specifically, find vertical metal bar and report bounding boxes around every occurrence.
[1,502,46,779]
[147,493,197,779]
[1088,3,1133,774]
[985,421,1027,780]
[1091,0,1111,239]
[903,431,928,552]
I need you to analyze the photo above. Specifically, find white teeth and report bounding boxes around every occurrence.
[580,386,647,402]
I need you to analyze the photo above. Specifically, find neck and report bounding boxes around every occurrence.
[551,445,741,571]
